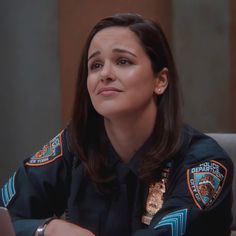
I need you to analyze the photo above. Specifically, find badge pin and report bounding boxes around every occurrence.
[142,179,166,225]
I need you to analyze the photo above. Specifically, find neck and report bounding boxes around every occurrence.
[104,107,157,163]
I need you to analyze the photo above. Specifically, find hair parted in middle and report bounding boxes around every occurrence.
[70,13,183,192]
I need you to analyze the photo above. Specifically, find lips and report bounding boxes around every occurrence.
[97,87,122,95]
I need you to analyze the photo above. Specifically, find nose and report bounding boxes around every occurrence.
[100,61,115,82]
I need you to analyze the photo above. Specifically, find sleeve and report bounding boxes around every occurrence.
[0,128,74,236]
[134,146,234,236]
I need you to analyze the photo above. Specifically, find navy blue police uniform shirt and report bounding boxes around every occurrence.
[0,125,233,236]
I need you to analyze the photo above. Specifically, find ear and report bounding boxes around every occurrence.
[154,67,169,95]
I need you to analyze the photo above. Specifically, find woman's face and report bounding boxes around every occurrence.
[87,27,167,118]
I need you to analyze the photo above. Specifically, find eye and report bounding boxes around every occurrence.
[117,58,132,65]
[89,62,103,71]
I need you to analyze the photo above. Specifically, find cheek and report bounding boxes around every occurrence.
[87,76,99,109]
[126,72,154,92]
[87,76,95,96]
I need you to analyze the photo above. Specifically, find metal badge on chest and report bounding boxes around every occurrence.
[142,162,171,225]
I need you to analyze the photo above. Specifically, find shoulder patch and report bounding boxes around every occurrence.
[187,160,227,209]
[154,208,188,236]
[1,172,16,207]
[26,131,63,166]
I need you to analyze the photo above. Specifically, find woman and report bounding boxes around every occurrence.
[0,13,233,236]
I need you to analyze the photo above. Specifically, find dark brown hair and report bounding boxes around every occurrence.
[70,13,183,190]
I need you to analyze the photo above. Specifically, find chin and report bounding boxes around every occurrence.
[97,108,137,121]
[93,105,121,117]
[96,109,120,118]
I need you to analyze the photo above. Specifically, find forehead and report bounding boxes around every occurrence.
[88,27,143,54]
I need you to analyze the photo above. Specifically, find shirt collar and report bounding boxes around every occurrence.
[106,135,153,176]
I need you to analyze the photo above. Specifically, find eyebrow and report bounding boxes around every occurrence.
[88,48,137,61]
[88,51,100,61]
[112,48,137,57]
